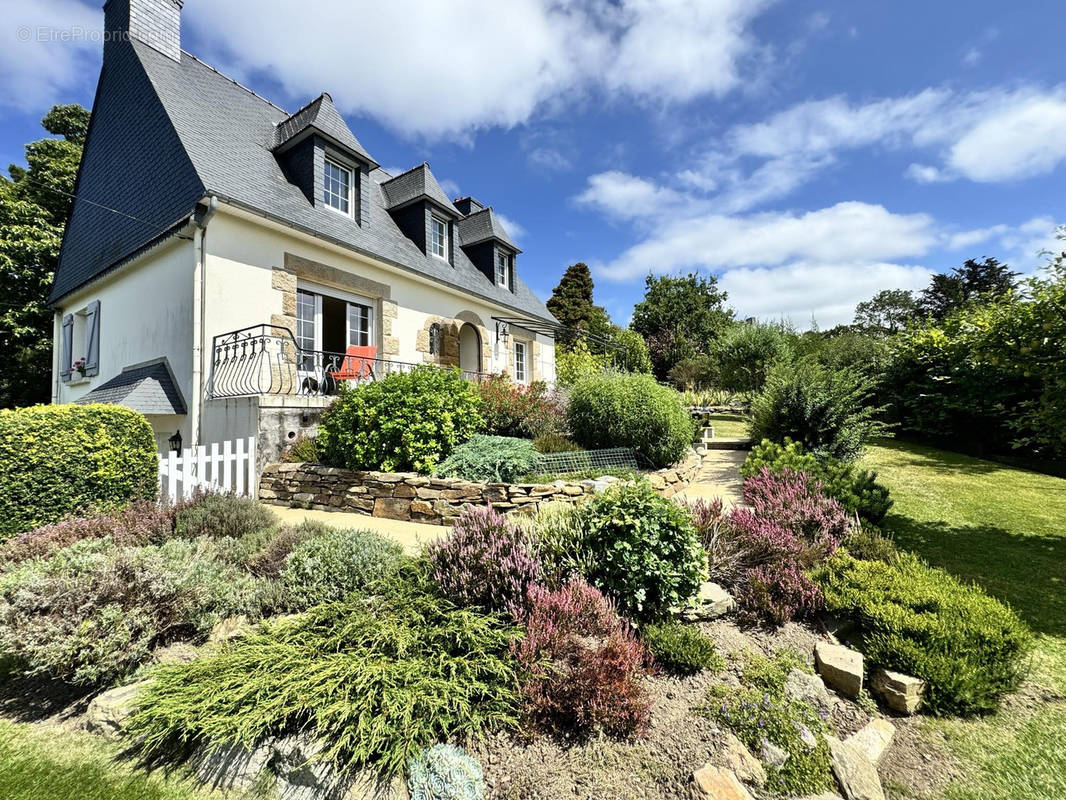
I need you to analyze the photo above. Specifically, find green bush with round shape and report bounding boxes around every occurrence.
[0,404,158,539]
[317,366,483,474]
[282,526,405,608]
[582,482,705,623]
[567,373,694,468]
[741,438,893,523]
[435,435,543,483]
[175,493,278,539]
[643,621,723,675]
[813,551,1032,715]
[748,360,887,462]
[407,743,485,800]
[712,322,794,393]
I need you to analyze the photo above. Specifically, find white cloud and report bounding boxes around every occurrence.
[183,0,776,140]
[962,48,981,67]
[494,212,527,244]
[947,96,1066,181]
[438,178,462,198]
[575,171,700,222]
[526,147,572,172]
[0,0,101,112]
[905,163,945,183]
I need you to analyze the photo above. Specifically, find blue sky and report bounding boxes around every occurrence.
[2,0,1064,327]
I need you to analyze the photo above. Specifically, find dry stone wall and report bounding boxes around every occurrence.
[260,449,702,526]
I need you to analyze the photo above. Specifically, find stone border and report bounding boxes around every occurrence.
[260,449,703,525]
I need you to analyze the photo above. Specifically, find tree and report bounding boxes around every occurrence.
[547,262,607,349]
[630,272,733,379]
[918,257,1019,321]
[0,104,89,409]
[853,289,918,335]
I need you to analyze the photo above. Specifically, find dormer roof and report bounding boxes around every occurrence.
[458,207,521,252]
[381,163,459,215]
[273,92,378,168]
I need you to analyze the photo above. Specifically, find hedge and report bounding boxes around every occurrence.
[0,404,158,539]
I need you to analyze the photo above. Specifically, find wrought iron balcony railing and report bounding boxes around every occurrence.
[209,324,488,399]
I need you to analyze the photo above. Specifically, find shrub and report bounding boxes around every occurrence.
[317,366,483,474]
[582,482,705,623]
[0,501,175,564]
[668,355,718,391]
[248,521,323,578]
[175,493,278,539]
[842,525,899,564]
[712,322,794,393]
[643,622,723,675]
[748,360,887,462]
[741,439,893,524]
[477,375,564,438]
[532,433,580,454]
[518,502,594,590]
[741,468,852,547]
[280,434,319,463]
[813,552,1033,715]
[0,537,279,685]
[567,372,694,468]
[427,506,540,617]
[407,744,485,800]
[689,499,745,586]
[703,654,834,796]
[435,435,543,483]
[733,560,823,625]
[282,526,405,608]
[514,580,650,737]
[130,581,522,780]
[555,341,608,387]
[0,404,158,539]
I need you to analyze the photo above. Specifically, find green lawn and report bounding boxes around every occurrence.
[861,440,1066,800]
[705,413,749,439]
[0,720,220,800]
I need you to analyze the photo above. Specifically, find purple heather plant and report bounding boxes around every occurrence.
[742,467,851,554]
[426,505,541,617]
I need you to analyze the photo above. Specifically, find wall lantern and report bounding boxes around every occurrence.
[495,321,510,343]
[168,430,183,453]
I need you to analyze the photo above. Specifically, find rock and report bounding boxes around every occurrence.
[870,668,925,715]
[719,732,766,786]
[827,736,885,800]
[797,794,845,800]
[693,766,755,800]
[191,741,273,793]
[273,735,408,800]
[815,642,864,699]
[784,668,834,714]
[83,680,150,739]
[760,738,790,768]
[209,615,253,644]
[683,581,736,621]
[150,641,201,665]
[846,719,895,766]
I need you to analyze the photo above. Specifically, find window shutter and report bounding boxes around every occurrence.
[85,300,101,377]
[60,314,74,382]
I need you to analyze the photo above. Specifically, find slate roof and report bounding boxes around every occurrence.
[458,207,522,252]
[75,360,187,415]
[381,163,458,213]
[51,39,555,326]
[273,93,378,167]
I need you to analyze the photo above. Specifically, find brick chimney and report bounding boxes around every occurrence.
[104,0,183,61]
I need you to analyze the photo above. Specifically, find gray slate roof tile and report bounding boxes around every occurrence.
[75,360,187,415]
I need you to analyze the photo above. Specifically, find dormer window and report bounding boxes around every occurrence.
[323,158,352,215]
[496,250,510,289]
[430,215,449,260]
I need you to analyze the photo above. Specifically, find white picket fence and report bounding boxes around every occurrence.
[158,436,258,502]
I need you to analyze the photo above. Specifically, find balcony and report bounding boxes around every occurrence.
[209,324,487,400]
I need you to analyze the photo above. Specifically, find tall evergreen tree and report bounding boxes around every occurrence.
[547,262,609,349]
[918,257,1019,321]
[0,104,90,408]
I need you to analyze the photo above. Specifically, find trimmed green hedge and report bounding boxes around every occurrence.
[567,372,694,468]
[0,404,158,539]
[814,551,1032,715]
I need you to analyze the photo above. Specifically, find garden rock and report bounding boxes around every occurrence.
[759,738,789,769]
[815,642,864,699]
[150,641,201,665]
[797,794,844,800]
[209,615,254,644]
[693,766,755,800]
[191,741,273,793]
[718,732,766,786]
[784,668,834,714]
[870,668,925,715]
[683,581,736,621]
[827,736,885,800]
[83,680,150,739]
[846,719,895,766]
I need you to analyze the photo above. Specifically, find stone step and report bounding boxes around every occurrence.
[702,439,753,450]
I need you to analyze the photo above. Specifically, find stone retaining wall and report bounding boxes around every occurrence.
[260,449,702,526]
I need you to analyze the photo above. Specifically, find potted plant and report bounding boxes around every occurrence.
[72,358,87,378]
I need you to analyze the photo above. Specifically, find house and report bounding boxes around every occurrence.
[49,0,557,461]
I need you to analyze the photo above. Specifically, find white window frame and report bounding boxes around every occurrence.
[429,215,449,260]
[513,339,528,384]
[496,249,510,289]
[295,281,376,379]
[323,157,354,216]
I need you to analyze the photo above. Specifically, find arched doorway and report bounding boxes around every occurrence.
[458,323,481,375]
